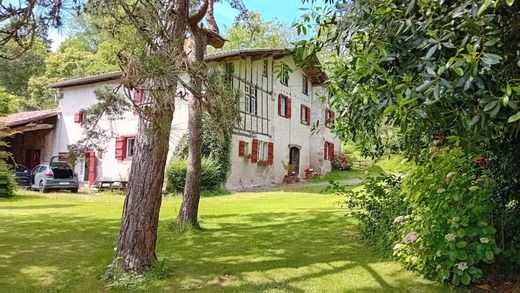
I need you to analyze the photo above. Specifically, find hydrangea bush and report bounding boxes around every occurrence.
[394,148,500,285]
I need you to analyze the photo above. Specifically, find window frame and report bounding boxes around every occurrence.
[263,59,268,77]
[280,64,289,86]
[302,75,309,95]
[126,137,136,158]
[280,95,288,117]
[301,105,310,125]
[225,62,234,86]
[324,142,331,160]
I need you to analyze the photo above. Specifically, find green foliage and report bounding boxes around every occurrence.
[295,0,520,156]
[166,158,222,193]
[395,148,499,285]
[338,175,409,253]
[218,11,297,51]
[0,162,17,198]
[331,152,352,171]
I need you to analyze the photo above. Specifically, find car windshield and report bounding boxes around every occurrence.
[16,165,28,172]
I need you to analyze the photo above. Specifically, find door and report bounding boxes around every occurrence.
[30,165,42,188]
[25,150,41,170]
[289,147,300,176]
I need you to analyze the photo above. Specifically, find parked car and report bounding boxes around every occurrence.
[14,164,31,188]
[30,157,79,193]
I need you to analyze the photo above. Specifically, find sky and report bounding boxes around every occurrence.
[48,0,317,51]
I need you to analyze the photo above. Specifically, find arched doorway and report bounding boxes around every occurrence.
[289,146,300,176]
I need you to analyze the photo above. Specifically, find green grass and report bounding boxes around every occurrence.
[0,188,447,292]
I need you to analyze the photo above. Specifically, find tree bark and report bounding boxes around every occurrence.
[178,26,206,229]
[111,0,188,273]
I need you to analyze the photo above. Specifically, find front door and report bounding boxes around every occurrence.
[289,147,300,176]
[25,149,41,170]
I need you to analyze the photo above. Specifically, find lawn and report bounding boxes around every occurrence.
[0,188,447,292]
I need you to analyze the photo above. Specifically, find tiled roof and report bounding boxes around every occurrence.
[0,109,60,127]
[49,48,327,88]
[49,71,122,89]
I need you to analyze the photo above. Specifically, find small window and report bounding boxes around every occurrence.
[279,94,290,118]
[263,59,268,77]
[257,141,269,161]
[244,85,257,114]
[225,62,234,85]
[301,105,310,125]
[324,142,331,160]
[302,75,309,95]
[280,64,289,86]
[126,137,136,158]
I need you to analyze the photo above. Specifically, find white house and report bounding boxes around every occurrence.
[49,48,340,190]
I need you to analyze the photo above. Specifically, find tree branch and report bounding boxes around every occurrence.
[188,0,208,25]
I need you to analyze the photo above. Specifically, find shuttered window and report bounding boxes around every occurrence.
[115,136,136,160]
[74,112,83,123]
[301,105,311,126]
[323,142,335,161]
[278,94,291,118]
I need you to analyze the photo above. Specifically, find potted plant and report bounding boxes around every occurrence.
[282,161,298,184]
[304,167,314,179]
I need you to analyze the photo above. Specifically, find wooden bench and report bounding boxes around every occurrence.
[94,180,128,192]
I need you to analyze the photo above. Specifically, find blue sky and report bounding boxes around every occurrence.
[49,0,317,51]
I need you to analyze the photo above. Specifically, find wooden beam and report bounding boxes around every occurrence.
[13,123,54,133]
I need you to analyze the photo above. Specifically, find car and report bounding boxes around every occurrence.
[14,164,31,188]
[30,157,79,193]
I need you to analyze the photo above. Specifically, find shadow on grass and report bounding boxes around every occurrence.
[0,195,444,292]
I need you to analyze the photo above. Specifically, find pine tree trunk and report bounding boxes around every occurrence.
[113,106,174,272]
[111,0,188,273]
[178,28,207,229]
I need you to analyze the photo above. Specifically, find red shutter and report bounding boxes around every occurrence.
[74,112,83,123]
[278,94,282,116]
[238,140,245,157]
[306,107,311,126]
[88,151,96,186]
[267,142,274,165]
[251,139,259,163]
[330,143,335,160]
[324,142,328,160]
[331,111,336,120]
[287,97,292,118]
[115,137,126,160]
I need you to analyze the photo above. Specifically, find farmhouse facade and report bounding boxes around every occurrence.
[47,48,339,190]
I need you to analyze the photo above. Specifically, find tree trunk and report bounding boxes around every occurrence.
[178,29,206,229]
[114,104,174,272]
[111,0,188,273]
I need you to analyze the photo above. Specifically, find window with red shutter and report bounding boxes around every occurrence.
[267,142,274,165]
[324,142,328,160]
[115,137,127,160]
[306,107,311,126]
[238,140,245,157]
[74,112,83,123]
[330,143,335,160]
[278,94,282,116]
[251,139,259,163]
[301,105,311,126]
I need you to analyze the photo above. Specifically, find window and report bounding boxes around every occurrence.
[280,63,289,86]
[115,136,136,160]
[126,137,136,158]
[302,75,309,95]
[74,112,84,123]
[300,105,311,126]
[225,62,234,86]
[258,141,269,161]
[238,141,250,157]
[324,141,335,161]
[263,59,269,77]
[325,108,335,126]
[278,94,291,118]
[244,85,257,114]
[251,139,273,165]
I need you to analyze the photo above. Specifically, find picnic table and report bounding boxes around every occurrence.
[94,180,128,192]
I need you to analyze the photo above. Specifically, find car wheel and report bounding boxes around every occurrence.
[70,188,78,193]
[39,181,48,193]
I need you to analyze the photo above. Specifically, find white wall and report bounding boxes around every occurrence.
[53,54,340,189]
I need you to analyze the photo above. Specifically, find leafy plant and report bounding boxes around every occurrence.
[331,152,351,171]
[334,175,409,253]
[166,157,222,193]
[395,148,500,285]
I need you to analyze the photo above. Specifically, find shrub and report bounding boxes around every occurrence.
[166,157,222,193]
[331,153,351,171]
[395,148,500,285]
[0,162,17,198]
[335,175,409,253]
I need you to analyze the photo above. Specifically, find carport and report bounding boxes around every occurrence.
[0,109,59,170]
